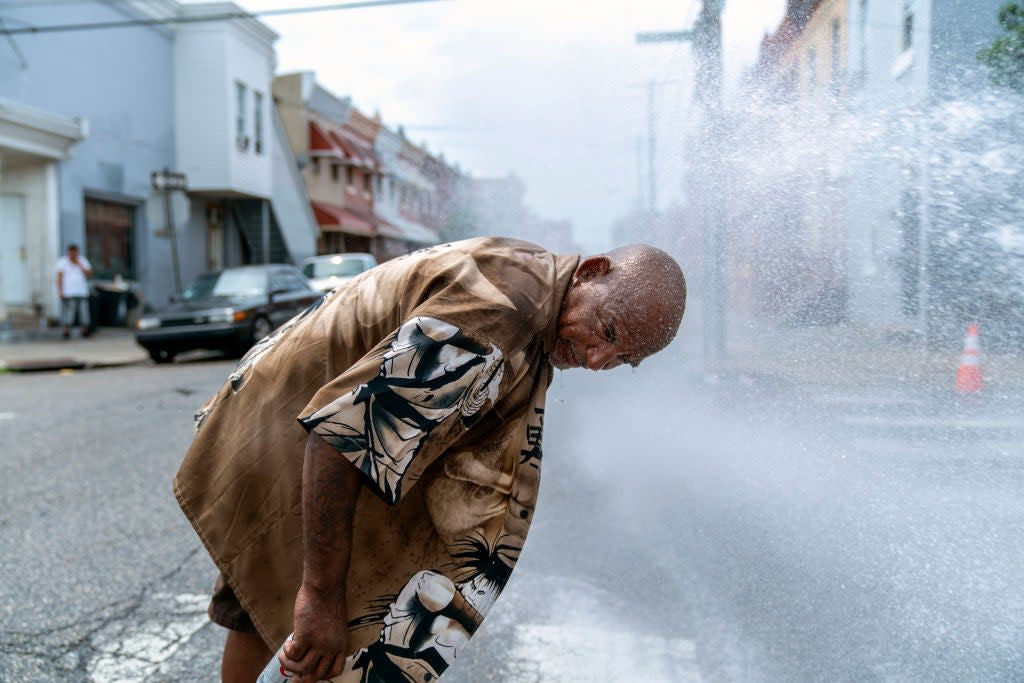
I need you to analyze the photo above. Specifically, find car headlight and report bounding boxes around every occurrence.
[207,308,249,323]
[136,317,161,331]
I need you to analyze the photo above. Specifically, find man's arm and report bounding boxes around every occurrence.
[56,268,64,299]
[280,431,361,683]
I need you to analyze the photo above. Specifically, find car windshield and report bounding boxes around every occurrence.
[302,258,368,278]
[182,270,266,300]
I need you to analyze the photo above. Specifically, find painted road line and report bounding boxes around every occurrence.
[88,593,209,683]
[0,412,15,420]
[511,624,702,683]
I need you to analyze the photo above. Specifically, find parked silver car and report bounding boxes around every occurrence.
[301,253,378,292]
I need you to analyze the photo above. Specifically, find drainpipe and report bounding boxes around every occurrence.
[261,199,270,263]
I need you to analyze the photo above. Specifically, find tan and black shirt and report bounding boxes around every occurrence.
[173,237,578,681]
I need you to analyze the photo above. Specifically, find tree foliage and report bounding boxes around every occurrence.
[978,2,1024,91]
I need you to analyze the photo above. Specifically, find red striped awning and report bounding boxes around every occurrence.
[309,120,343,158]
[332,128,379,169]
[311,201,376,237]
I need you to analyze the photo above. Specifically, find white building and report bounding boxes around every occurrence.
[842,0,1004,336]
[0,1,316,327]
[172,2,317,281]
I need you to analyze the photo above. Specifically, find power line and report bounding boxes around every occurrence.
[0,0,448,36]
[0,17,26,66]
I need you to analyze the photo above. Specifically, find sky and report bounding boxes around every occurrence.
[207,0,785,251]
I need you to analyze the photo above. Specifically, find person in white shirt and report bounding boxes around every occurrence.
[56,244,93,339]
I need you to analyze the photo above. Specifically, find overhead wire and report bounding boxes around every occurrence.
[0,0,447,36]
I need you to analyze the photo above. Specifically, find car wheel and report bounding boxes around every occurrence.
[251,316,273,344]
[148,348,175,364]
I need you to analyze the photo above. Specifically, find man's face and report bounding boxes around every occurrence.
[68,247,79,262]
[549,259,647,371]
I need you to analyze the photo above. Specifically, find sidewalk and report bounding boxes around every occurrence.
[0,327,148,372]
[707,311,1024,394]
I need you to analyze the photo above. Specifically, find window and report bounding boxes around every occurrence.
[331,163,340,182]
[235,81,248,151]
[283,271,311,291]
[902,0,914,52]
[253,90,264,155]
[269,270,289,294]
[311,158,320,175]
[345,167,354,187]
[899,180,921,316]
[85,198,135,280]
[831,19,842,92]
[807,47,817,89]
[860,0,869,80]
[363,173,372,192]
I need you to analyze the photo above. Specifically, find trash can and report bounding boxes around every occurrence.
[91,279,140,327]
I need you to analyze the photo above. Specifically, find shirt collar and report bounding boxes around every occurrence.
[543,253,580,354]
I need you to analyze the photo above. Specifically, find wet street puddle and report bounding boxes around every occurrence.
[86,593,209,683]
[510,623,701,682]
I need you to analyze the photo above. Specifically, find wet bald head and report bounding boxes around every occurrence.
[551,243,686,371]
[600,244,687,356]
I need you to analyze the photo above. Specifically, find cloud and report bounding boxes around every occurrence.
[208,0,783,249]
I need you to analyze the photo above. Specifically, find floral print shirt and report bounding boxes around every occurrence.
[174,238,578,679]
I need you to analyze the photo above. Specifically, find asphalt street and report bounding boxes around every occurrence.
[2,343,1024,682]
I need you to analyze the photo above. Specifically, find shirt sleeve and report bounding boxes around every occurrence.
[297,316,505,505]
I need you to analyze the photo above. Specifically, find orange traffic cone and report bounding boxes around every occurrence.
[954,323,983,395]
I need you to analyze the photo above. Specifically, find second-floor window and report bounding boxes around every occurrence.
[346,167,354,187]
[363,173,371,192]
[860,0,869,80]
[253,91,264,155]
[831,19,842,94]
[331,163,340,182]
[807,47,817,90]
[235,81,248,151]
[902,0,914,52]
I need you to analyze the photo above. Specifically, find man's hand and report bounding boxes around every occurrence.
[281,583,349,682]
[284,431,362,682]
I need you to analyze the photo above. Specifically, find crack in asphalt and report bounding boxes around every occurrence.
[0,546,204,679]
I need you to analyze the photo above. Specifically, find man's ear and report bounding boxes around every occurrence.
[575,256,611,282]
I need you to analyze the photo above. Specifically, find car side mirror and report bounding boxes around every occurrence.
[268,288,288,301]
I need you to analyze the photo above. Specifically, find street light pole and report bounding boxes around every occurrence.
[151,168,187,295]
[648,79,657,216]
[636,0,728,368]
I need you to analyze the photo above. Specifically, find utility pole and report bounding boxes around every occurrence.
[647,79,657,216]
[151,169,187,295]
[637,0,727,369]
[628,79,678,215]
[635,136,645,211]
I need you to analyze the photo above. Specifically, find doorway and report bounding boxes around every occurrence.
[0,194,28,305]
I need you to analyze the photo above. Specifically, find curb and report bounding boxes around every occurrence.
[0,357,148,374]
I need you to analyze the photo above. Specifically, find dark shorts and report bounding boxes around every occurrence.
[208,573,259,634]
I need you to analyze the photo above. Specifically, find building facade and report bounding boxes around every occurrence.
[744,0,1008,337]
[274,71,445,262]
[0,1,316,325]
